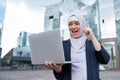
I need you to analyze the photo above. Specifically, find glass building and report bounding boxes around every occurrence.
[2,31,32,70]
[0,0,6,58]
[114,0,120,58]
[44,3,61,30]
[1,0,120,70]
[0,0,6,67]
[44,0,120,69]
[17,31,33,47]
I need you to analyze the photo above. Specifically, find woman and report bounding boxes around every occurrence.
[44,10,110,80]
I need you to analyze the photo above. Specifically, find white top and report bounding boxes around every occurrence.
[68,9,88,80]
[70,37,87,80]
[71,45,87,80]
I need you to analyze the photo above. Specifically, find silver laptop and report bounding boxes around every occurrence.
[28,28,79,65]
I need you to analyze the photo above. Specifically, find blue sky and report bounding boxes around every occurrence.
[0,0,6,21]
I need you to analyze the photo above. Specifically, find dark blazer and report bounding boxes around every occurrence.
[54,39,110,80]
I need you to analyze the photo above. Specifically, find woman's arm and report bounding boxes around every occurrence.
[83,26,110,64]
[83,26,101,51]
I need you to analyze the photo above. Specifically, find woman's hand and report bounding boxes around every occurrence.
[82,23,101,51]
[82,24,95,40]
[44,61,63,73]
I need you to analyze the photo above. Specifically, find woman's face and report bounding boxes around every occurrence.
[68,20,80,38]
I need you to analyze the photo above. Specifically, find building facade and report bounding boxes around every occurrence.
[0,0,6,58]
[44,3,62,31]
[2,31,46,70]
[1,31,32,70]
[1,0,120,70]
[114,0,120,55]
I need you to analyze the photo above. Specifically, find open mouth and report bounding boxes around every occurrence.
[72,30,79,33]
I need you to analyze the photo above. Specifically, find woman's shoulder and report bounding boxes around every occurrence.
[86,38,92,43]
[62,39,71,45]
[63,39,70,43]
[85,39,94,47]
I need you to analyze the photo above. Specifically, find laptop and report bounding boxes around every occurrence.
[28,28,79,65]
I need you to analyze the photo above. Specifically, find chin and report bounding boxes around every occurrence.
[72,35,80,39]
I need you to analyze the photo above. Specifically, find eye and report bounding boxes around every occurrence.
[74,21,80,25]
[68,22,73,26]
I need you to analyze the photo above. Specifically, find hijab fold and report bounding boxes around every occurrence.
[68,10,87,51]
[68,10,88,80]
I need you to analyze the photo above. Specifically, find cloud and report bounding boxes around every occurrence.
[1,0,45,57]
[7,0,62,8]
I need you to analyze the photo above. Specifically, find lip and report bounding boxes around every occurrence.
[72,30,78,33]
[71,30,79,35]
[71,29,79,33]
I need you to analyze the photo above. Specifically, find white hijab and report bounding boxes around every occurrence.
[68,10,87,51]
[68,10,88,80]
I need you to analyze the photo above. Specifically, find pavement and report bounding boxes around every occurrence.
[100,71,120,80]
[0,69,120,80]
[0,69,55,80]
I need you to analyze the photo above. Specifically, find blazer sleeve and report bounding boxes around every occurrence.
[53,65,64,80]
[95,45,110,64]
[53,64,70,80]
[53,40,71,80]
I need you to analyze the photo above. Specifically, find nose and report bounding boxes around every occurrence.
[71,24,76,28]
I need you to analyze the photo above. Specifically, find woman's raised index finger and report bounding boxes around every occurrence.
[86,21,90,28]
